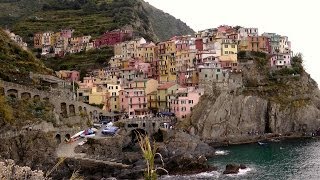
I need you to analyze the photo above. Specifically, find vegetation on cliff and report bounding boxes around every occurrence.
[0,0,194,42]
[0,95,55,129]
[41,46,114,73]
[239,52,317,108]
[0,29,51,83]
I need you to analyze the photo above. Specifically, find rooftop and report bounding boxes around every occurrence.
[158,82,176,90]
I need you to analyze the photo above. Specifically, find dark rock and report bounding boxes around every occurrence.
[223,164,240,174]
[240,164,247,169]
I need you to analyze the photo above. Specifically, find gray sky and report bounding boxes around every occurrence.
[145,0,320,85]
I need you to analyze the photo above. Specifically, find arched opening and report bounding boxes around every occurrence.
[130,129,147,143]
[93,110,98,121]
[60,102,68,118]
[55,134,61,144]
[21,92,31,100]
[69,104,75,116]
[78,106,83,114]
[7,89,18,99]
[0,87,4,96]
[152,129,164,142]
[33,95,40,102]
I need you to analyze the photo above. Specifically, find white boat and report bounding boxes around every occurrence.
[71,130,85,139]
[83,134,95,138]
[258,141,268,146]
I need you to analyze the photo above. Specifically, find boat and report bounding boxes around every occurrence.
[70,130,85,139]
[258,141,268,146]
[102,126,119,136]
[269,138,281,142]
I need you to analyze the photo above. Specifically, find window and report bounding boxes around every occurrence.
[225,51,228,54]
[115,105,117,109]
[205,74,207,78]
[231,45,235,48]
[122,98,123,102]
[130,105,132,108]
[224,44,228,48]
[116,86,118,89]
[114,98,116,101]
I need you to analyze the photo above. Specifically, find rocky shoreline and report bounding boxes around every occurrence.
[0,129,318,179]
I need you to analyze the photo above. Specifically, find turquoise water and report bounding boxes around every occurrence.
[161,138,320,180]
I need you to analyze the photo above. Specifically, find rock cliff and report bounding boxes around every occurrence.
[189,54,320,144]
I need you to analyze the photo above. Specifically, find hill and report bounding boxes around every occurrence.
[0,0,194,42]
[0,29,51,83]
[187,52,320,144]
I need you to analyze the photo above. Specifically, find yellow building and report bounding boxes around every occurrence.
[147,91,158,110]
[159,54,176,83]
[137,42,157,63]
[109,56,122,68]
[221,39,238,62]
[107,83,122,112]
[129,79,158,95]
[50,32,60,46]
[175,50,196,72]
[89,86,108,105]
[157,82,179,111]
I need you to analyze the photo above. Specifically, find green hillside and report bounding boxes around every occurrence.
[0,0,194,42]
[0,29,51,83]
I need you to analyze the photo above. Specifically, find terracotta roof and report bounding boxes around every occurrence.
[157,82,176,90]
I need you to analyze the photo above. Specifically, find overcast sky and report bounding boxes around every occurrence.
[145,0,320,85]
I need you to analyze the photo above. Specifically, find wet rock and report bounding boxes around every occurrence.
[223,164,242,174]
[240,164,247,169]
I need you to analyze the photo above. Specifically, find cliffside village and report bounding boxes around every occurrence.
[6,25,292,120]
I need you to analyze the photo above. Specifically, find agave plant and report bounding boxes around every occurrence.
[137,133,168,180]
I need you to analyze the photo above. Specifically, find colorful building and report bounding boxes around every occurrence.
[94,29,133,48]
[55,70,80,82]
[157,82,179,111]
[270,53,291,69]
[170,87,204,119]
[119,89,149,118]
[128,79,158,95]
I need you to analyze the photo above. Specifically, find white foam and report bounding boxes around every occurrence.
[238,167,252,175]
[191,171,220,178]
[226,167,253,177]
[160,171,220,179]
[215,150,229,155]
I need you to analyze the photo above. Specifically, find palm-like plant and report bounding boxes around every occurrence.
[137,133,167,180]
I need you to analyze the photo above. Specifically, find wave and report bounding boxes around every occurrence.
[215,150,229,155]
[160,171,220,179]
[226,167,253,177]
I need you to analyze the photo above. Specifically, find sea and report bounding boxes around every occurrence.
[160,138,320,180]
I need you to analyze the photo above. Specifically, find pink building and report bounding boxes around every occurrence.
[94,29,133,48]
[135,62,152,78]
[270,53,291,68]
[61,29,74,38]
[119,89,149,118]
[177,71,187,86]
[56,70,80,82]
[78,76,95,89]
[170,87,204,119]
